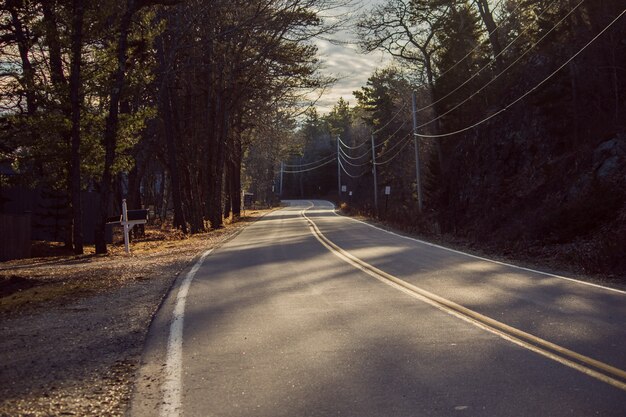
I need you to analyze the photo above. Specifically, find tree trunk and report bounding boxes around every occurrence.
[231,137,242,218]
[223,161,232,220]
[423,52,444,172]
[126,161,143,210]
[95,0,136,253]
[41,1,66,87]
[42,0,78,250]
[7,1,36,115]
[69,0,84,254]
[160,170,170,221]
[474,0,503,71]
[154,10,187,232]
[207,97,228,229]
[186,167,205,233]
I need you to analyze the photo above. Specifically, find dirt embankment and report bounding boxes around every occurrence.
[0,211,269,417]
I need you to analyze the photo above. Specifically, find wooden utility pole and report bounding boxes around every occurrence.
[279,161,284,197]
[412,91,423,213]
[371,133,378,217]
[337,135,341,199]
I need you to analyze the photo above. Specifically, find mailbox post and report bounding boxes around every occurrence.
[122,200,129,253]
[384,186,391,216]
[105,200,148,253]
[121,199,148,254]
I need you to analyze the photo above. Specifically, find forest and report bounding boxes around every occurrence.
[1,0,625,275]
[1,0,339,254]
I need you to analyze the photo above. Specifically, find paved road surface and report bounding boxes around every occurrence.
[131,200,626,416]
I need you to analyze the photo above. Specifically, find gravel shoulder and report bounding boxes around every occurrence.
[0,211,270,417]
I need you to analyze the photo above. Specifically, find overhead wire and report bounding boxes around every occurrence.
[372,104,408,135]
[372,120,408,150]
[374,132,413,162]
[282,156,337,173]
[429,0,527,89]
[337,135,369,150]
[415,0,586,132]
[375,133,413,165]
[339,151,372,167]
[336,121,411,170]
[338,144,371,160]
[282,2,623,192]
[416,0,560,113]
[338,158,370,179]
[283,153,336,167]
[415,5,626,138]
[350,0,541,152]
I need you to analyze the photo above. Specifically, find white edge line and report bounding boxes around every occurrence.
[310,201,626,295]
[160,248,214,417]
[302,207,626,391]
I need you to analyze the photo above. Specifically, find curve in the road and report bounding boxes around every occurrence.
[161,248,214,417]
[301,203,626,392]
[328,205,626,296]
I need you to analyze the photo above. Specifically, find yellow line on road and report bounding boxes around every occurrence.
[301,207,626,392]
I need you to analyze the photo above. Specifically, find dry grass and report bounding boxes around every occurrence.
[0,208,278,416]
[0,209,273,316]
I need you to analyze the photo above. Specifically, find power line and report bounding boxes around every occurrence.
[373,120,408,149]
[416,0,560,113]
[336,120,410,169]
[416,0,586,132]
[339,151,372,167]
[338,143,371,160]
[429,0,528,90]
[283,153,335,168]
[375,133,413,165]
[375,132,412,161]
[415,5,626,138]
[282,156,337,173]
[372,103,408,135]
[337,135,369,150]
[338,158,370,179]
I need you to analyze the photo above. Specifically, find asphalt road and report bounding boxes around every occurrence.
[131,200,626,417]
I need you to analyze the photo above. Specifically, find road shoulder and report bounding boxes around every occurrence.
[0,211,272,417]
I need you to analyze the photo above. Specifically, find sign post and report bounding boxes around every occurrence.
[384,186,391,216]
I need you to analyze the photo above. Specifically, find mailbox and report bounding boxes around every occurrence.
[106,200,148,254]
[126,209,148,223]
[106,215,122,225]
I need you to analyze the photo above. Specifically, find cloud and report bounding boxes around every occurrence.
[311,0,390,114]
[314,39,388,113]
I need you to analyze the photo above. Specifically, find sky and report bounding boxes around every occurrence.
[313,0,389,114]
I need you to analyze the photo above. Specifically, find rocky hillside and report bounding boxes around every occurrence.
[439,100,625,278]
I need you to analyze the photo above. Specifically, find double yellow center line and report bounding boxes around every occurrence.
[302,207,626,392]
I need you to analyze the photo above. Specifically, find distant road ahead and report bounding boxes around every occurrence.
[132,200,626,417]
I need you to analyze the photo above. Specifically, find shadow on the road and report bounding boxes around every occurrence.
[176,206,626,416]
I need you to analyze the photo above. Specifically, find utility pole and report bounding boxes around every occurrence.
[371,133,378,217]
[279,161,284,197]
[337,135,341,199]
[412,91,423,212]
